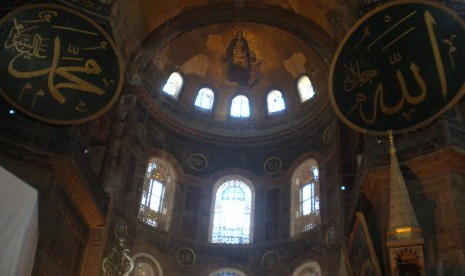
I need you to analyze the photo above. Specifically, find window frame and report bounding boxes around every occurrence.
[137,158,176,232]
[290,159,321,237]
[146,179,165,213]
[266,89,286,115]
[229,94,251,119]
[194,86,216,112]
[162,71,184,100]
[208,175,255,244]
[296,75,316,103]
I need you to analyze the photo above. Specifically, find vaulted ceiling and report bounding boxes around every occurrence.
[108,0,360,148]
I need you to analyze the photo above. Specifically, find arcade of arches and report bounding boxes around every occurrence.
[1,0,465,275]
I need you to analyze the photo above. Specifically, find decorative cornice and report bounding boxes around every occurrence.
[51,159,106,227]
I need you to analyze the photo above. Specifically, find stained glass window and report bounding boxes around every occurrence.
[230,95,250,118]
[291,159,321,236]
[209,268,247,276]
[162,72,183,99]
[301,166,319,216]
[217,272,237,276]
[210,178,253,244]
[195,88,215,110]
[297,75,315,102]
[138,159,175,231]
[267,90,285,114]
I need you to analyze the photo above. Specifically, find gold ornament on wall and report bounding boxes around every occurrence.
[177,247,196,266]
[102,220,134,275]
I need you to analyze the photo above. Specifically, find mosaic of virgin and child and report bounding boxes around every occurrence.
[221,30,261,88]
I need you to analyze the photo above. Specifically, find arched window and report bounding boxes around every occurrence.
[209,268,247,276]
[297,75,315,103]
[132,253,163,276]
[267,89,285,114]
[230,95,250,118]
[138,159,175,231]
[210,177,254,244]
[292,261,321,276]
[290,159,320,236]
[162,72,183,99]
[195,88,215,110]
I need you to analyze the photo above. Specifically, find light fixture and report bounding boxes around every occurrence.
[102,220,134,275]
[392,227,414,240]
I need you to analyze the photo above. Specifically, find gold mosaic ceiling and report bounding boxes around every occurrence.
[115,0,359,140]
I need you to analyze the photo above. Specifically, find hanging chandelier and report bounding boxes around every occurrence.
[102,220,134,275]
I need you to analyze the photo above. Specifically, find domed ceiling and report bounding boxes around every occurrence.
[123,3,346,146]
[141,22,329,134]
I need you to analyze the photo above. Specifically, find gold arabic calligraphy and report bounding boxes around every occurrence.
[8,36,105,104]
[4,9,113,111]
[342,9,457,125]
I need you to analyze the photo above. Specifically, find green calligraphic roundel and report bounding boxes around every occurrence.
[329,0,465,135]
[0,4,123,124]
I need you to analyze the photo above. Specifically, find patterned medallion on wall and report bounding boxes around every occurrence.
[132,253,163,276]
[261,251,280,270]
[326,226,337,248]
[177,247,196,266]
[189,153,208,171]
[264,157,281,173]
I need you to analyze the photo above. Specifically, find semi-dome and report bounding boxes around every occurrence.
[126,3,339,146]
